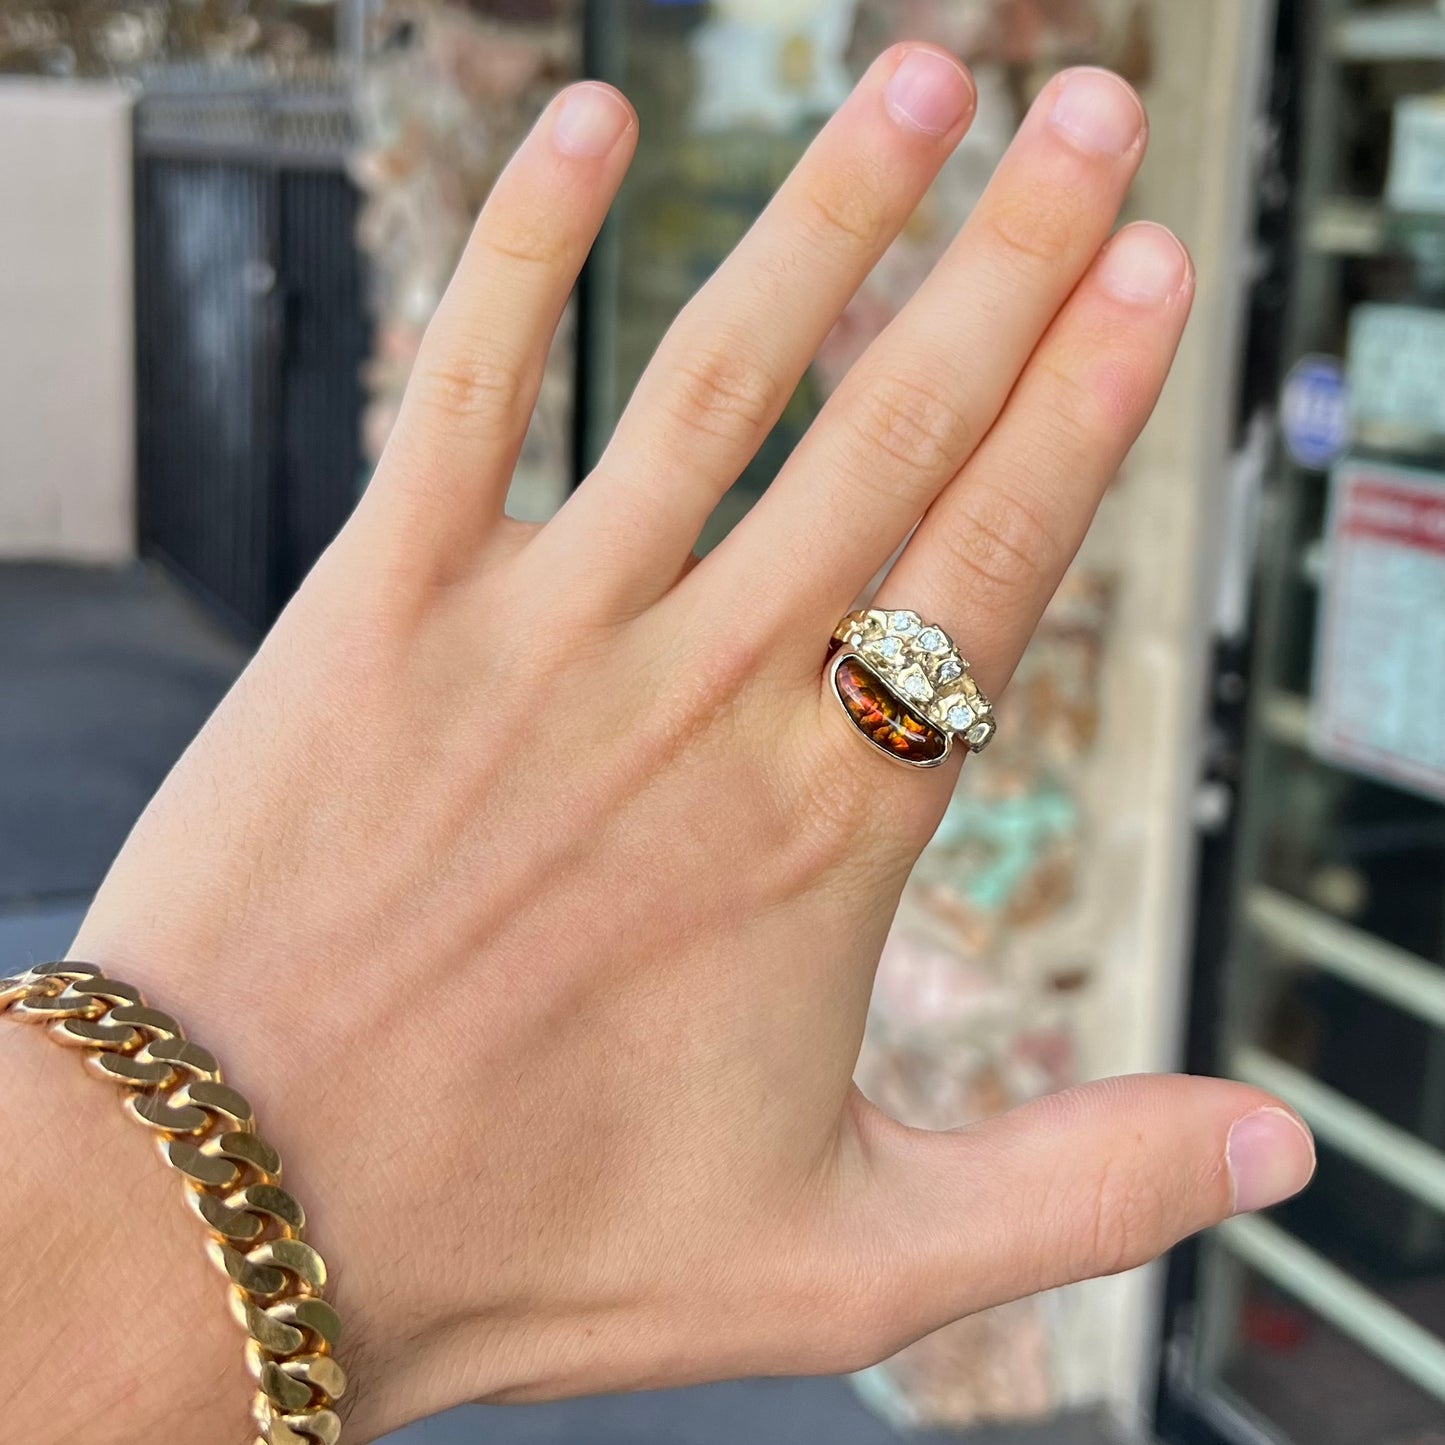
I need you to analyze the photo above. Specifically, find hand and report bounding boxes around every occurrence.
[17,48,1313,1442]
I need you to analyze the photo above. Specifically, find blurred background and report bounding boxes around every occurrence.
[2,1,1444,1443]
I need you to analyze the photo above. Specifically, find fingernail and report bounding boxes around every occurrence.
[1098,222,1192,303]
[553,83,632,158]
[1048,67,1145,156]
[1227,1108,1316,1216]
[884,48,973,136]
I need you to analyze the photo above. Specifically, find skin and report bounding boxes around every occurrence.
[1,51,1315,1444]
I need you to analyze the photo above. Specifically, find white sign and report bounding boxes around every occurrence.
[1387,93,1445,214]
[1313,461,1445,803]
[1347,304,1445,435]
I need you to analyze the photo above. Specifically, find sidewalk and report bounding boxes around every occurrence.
[0,561,1124,1445]
[0,561,245,916]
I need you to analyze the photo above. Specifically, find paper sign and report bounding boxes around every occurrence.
[1387,93,1445,214]
[1313,461,1445,802]
[1347,305,1445,435]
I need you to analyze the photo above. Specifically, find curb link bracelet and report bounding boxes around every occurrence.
[1,961,345,1445]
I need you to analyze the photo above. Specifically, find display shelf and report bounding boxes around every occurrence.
[1306,196,1445,256]
[1182,7,1445,1441]
[1233,1045,1445,1212]
[1245,883,1445,1029]
[1351,417,1445,454]
[1258,689,1312,750]
[1217,1214,1445,1403]
[1331,6,1445,61]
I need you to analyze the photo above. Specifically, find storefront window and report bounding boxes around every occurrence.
[1173,4,1445,1441]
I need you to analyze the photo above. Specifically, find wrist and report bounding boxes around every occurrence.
[56,913,539,1436]
[0,1010,253,1444]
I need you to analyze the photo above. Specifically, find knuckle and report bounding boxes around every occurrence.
[661,343,782,446]
[933,479,1059,601]
[410,347,529,433]
[979,185,1081,268]
[1034,356,1119,448]
[662,628,772,722]
[1059,352,1156,436]
[477,217,570,271]
[796,170,892,254]
[844,370,974,483]
[1072,1156,1166,1282]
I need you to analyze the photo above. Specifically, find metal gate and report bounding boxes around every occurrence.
[134,68,367,637]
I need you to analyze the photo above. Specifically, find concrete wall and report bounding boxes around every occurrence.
[0,80,135,562]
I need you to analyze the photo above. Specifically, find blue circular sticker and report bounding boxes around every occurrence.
[1280,355,1350,469]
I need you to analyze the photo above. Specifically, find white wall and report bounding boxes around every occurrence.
[0,80,135,562]
[1056,0,1278,1424]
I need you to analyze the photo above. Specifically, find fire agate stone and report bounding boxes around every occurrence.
[833,655,948,764]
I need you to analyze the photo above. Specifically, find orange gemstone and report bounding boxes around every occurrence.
[832,654,948,764]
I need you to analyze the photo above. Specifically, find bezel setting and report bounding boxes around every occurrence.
[828,607,997,762]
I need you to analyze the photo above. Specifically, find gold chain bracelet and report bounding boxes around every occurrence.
[1,961,345,1444]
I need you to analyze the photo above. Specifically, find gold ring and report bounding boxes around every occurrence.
[828,609,996,769]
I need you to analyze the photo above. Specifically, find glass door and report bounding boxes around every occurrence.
[1162,2,1445,1442]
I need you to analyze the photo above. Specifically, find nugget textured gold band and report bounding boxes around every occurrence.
[0,961,345,1445]
[829,608,996,768]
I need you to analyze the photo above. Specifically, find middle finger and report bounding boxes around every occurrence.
[694,67,1149,648]
[543,44,977,608]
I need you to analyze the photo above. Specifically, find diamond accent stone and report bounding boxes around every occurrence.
[946,703,976,732]
[889,611,917,634]
[902,674,931,701]
[916,627,946,653]
[847,632,863,648]
[876,636,902,658]
[966,718,995,749]
[936,659,963,684]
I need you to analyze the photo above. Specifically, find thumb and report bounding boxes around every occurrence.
[841,1073,1315,1350]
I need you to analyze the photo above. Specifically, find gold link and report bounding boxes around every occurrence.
[245,1336,269,1382]
[269,1297,341,1352]
[11,990,106,1022]
[2,961,343,1442]
[194,1190,266,1244]
[205,1130,283,1182]
[169,1137,242,1190]
[250,1238,326,1293]
[126,1089,209,1135]
[259,1362,314,1412]
[69,977,145,1007]
[279,1409,342,1445]
[29,961,99,979]
[89,1052,176,1087]
[238,1298,306,1356]
[109,1003,182,1037]
[144,1036,221,1080]
[210,1242,287,1299]
[50,1016,141,1050]
[281,1354,347,1402]
[0,974,42,1006]
[231,1182,305,1234]
[176,1078,255,1130]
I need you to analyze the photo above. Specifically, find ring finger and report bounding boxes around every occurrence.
[881,220,1195,705]
[690,67,1150,649]
[818,220,1194,799]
